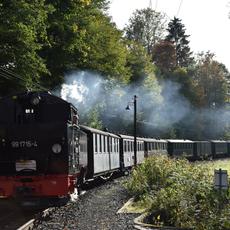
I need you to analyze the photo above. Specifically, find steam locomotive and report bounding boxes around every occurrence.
[0,91,229,206]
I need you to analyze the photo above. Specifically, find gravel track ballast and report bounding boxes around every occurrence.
[34,177,138,230]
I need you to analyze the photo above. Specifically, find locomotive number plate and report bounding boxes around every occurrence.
[16,160,36,171]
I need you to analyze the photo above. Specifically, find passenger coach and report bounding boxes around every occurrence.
[144,138,168,157]
[119,134,145,170]
[80,125,120,180]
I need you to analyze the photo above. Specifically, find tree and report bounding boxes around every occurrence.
[125,8,167,55]
[0,0,51,95]
[165,17,193,67]
[82,13,130,83]
[126,41,155,83]
[40,0,130,86]
[152,40,177,74]
[192,52,228,108]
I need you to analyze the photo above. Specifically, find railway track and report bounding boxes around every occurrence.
[0,199,47,230]
[0,178,114,229]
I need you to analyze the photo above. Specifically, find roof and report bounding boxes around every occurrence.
[143,138,167,143]
[167,139,194,143]
[118,134,144,141]
[194,141,210,143]
[0,91,75,106]
[80,125,120,138]
[210,140,227,143]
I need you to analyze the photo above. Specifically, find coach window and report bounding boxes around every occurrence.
[110,138,112,152]
[98,134,101,153]
[105,136,107,153]
[108,137,111,152]
[113,138,116,152]
[115,138,117,153]
[114,139,116,153]
[94,134,97,153]
[114,139,117,153]
[103,135,105,153]
[112,138,116,152]
[110,138,113,152]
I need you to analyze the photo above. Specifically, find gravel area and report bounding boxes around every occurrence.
[33,177,139,230]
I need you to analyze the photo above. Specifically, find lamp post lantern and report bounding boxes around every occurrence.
[126,95,137,166]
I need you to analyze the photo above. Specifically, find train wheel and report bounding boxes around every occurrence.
[123,169,130,176]
[77,168,86,194]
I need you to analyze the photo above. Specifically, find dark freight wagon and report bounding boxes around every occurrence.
[167,139,194,159]
[211,140,228,158]
[193,141,212,159]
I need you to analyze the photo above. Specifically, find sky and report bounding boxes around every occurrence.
[108,0,230,71]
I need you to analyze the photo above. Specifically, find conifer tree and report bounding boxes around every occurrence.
[165,17,193,67]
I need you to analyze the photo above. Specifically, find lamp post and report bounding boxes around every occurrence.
[126,95,137,166]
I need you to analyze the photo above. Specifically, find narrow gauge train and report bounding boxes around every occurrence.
[0,91,229,206]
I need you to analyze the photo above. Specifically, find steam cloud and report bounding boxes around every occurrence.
[57,70,230,139]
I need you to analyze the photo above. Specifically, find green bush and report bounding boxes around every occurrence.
[126,155,230,229]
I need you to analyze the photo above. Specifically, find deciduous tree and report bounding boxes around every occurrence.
[0,0,51,94]
[152,40,177,74]
[125,8,167,55]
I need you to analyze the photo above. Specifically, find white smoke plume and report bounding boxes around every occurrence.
[56,70,230,139]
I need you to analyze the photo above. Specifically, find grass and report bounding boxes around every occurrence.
[195,158,230,176]
[126,155,230,229]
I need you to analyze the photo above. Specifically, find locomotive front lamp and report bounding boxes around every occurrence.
[126,95,137,166]
[125,105,131,110]
[52,143,62,153]
[30,95,41,105]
